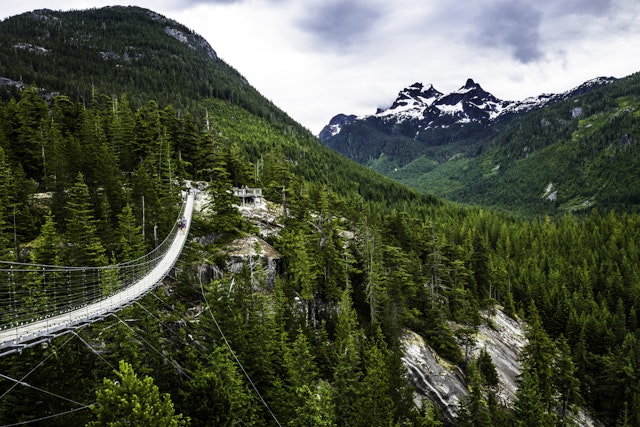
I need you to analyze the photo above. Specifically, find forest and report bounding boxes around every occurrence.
[325,72,640,216]
[0,87,639,426]
[0,5,639,426]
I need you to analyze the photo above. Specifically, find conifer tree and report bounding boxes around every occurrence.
[181,346,260,426]
[10,89,47,180]
[513,369,554,427]
[115,204,146,262]
[554,335,582,425]
[30,212,62,265]
[206,165,243,235]
[63,173,107,266]
[415,401,442,427]
[107,95,136,172]
[356,326,396,427]
[87,360,187,427]
[520,302,556,411]
[291,381,336,427]
[455,366,492,427]
[0,146,13,260]
[477,346,499,389]
[333,288,364,427]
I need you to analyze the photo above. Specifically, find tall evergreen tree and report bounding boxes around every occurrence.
[0,146,13,260]
[554,335,582,425]
[520,302,556,412]
[356,326,396,427]
[513,369,555,427]
[333,287,364,427]
[87,360,187,427]
[180,346,260,426]
[63,173,107,266]
[115,204,146,262]
[30,212,62,265]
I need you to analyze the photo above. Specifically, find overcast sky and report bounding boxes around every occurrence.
[2,0,640,134]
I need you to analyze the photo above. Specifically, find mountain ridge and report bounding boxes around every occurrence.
[320,76,616,140]
[318,73,640,215]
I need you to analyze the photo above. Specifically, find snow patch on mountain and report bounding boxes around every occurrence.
[318,113,357,140]
[319,76,616,140]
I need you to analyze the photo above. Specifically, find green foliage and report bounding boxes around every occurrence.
[180,346,261,426]
[87,360,188,427]
[115,204,146,262]
[327,72,640,215]
[1,6,640,427]
[513,369,555,427]
[63,173,108,266]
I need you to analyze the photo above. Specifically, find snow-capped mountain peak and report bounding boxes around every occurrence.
[318,113,357,141]
[376,82,443,121]
[319,76,616,141]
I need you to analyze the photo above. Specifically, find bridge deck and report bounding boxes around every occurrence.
[0,192,194,353]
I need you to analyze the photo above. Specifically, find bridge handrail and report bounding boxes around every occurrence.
[0,191,194,352]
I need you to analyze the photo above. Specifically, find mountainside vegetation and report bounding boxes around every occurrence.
[323,74,640,215]
[0,6,639,427]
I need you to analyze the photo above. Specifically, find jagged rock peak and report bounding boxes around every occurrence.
[318,113,357,140]
[393,82,442,104]
[375,82,443,120]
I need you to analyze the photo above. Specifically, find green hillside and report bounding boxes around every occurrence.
[0,7,639,427]
[329,73,640,215]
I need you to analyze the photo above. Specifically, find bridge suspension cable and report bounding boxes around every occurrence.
[0,191,194,355]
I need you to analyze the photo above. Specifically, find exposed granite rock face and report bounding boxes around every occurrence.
[224,236,281,288]
[402,309,603,426]
[402,309,527,424]
[402,330,468,423]
[471,309,526,405]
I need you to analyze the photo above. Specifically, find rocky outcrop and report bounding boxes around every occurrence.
[402,330,468,422]
[224,235,281,288]
[403,308,603,426]
[402,309,526,423]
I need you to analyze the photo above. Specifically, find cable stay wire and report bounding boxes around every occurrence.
[0,372,90,408]
[0,405,92,427]
[0,192,194,353]
[108,313,192,381]
[0,326,93,426]
[198,276,283,427]
[70,331,117,373]
[0,328,83,402]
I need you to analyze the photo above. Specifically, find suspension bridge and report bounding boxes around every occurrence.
[0,191,194,356]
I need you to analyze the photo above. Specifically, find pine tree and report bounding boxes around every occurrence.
[0,146,14,260]
[356,326,396,427]
[520,302,556,411]
[181,346,260,426]
[107,95,136,172]
[290,381,336,427]
[554,335,582,425]
[115,204,146,262]
[30,212,62,265]
[333,288,364,427]
[283,330,336,427]
[477,346,499,389]
[87,360,187,426]
[10,89,47,180]
[63,173,107,266]
[456,363,493,426]
[206,165,243,235]
[513,369,554,427]
[415,401,442,427]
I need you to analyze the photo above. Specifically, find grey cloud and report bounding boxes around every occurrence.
[297,0,384,51]
[470,0,543,63]
[168,0,283,6]
[542,0,613,17]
